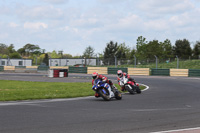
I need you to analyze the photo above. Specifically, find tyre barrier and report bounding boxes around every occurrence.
[59,69,68,77]
[48,69,68,78]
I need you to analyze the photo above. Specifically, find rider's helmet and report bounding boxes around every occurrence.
[92,72,98,80]
[117,70,123,78]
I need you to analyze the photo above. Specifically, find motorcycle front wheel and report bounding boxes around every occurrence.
[98,88,111,101]
[125,85,134,94]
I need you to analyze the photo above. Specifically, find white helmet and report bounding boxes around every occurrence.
[117,70,123,78]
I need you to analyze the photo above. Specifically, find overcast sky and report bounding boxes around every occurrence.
[0,0,200,56]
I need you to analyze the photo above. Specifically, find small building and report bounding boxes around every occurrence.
[49,58,97,66]
[0,58,32,66]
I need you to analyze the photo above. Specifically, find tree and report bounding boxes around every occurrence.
[9,52,21,59]
[17,48,26,57]
[38,54,45,65]
[160,39,173,59]
[0,43,9,55]
[130,48,136,59]
[136,36,148,60]
[21,43,41,57]
[63,54,73,58]
[103,41,118,65]
[173,39,192,59]
[116,43,131,59]
[146,40,163,60]
[8,44,16,53]
[43,53,49,66]
[193,41,200,59]
[83,46,95,58]
[136,36,173,64]
[58,51,63,58]
[50,50,61,58]
[0,43,20,58]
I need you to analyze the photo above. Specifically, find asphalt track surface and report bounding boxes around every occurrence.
[0,73,200,133]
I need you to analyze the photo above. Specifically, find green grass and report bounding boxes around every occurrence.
[138,59,200,69]
[0,80,93,101]
[107,59,200,69]
[0,80,146,101]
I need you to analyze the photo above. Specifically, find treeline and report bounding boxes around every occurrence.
[1,36,200,63]
[102,36,200,65]
[0,43,74,59]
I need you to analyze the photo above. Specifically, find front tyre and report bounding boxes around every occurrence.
[125,85,134,94]
[98,88,111,101]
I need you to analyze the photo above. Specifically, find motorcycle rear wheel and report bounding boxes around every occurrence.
[135,86,141,94]
[114,90,122,100]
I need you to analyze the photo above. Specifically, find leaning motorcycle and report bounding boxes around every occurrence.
[119,76,141,94]
[92,79,122,101]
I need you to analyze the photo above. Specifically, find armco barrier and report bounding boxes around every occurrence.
[170,69,188,77]
[151,68,170,76]
[69,66,87,74]
[128,68,150,76]
[108,67,127,74]
[0,66,4,72]
[189,69,200,77]
[87,67,107,74]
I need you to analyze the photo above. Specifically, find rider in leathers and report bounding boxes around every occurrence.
[117,70,135,91]
[92,72,115,98]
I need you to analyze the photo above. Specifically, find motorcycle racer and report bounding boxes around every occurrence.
[117,70,135,91]
[92,72,115,98]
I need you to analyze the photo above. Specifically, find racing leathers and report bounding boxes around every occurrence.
[92,74,115,98]
[117,72,135,91]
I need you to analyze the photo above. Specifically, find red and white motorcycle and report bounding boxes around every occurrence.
[119,76,141,94]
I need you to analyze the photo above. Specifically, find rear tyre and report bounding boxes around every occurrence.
[135,86,141,94]
[114,90,122,100]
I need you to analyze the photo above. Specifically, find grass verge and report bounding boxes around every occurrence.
[0,80,146,101]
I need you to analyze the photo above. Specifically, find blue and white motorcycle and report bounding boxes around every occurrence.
[92,79,122,101]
